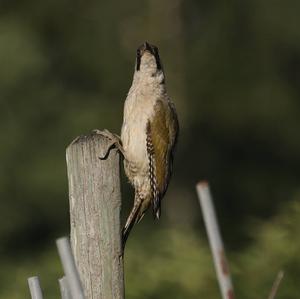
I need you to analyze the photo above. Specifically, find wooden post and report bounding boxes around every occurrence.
[66,132,124,299]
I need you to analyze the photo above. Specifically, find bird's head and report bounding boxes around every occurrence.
[134,42,164,84]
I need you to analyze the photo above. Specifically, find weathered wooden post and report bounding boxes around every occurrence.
[66,132,124,299]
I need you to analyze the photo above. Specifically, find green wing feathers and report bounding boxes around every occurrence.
[146,100,179,218]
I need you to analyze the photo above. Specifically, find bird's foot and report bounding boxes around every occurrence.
[93,129,125,160]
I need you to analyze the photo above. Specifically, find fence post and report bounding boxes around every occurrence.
[66,132,124,299]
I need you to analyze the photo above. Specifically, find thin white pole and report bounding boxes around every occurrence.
[56,237,85,299]
[196,181,235,299]
[268,270,284,299]
[28,276,44,299]
[59,276,72,299]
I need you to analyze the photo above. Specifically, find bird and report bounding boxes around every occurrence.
[96,42,179,247]
[120,42,179,246]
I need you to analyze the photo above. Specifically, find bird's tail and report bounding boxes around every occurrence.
[122,196,143,248]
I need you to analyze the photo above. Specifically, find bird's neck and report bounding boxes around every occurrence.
[131,71,166,93]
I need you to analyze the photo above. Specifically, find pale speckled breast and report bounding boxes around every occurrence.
[121,84,158,192]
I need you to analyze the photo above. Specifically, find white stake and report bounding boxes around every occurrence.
[196,181,235,299]
[28,276,44,299]
[59,276,72,299]
[56,237,85,299]
[268,270,284,299]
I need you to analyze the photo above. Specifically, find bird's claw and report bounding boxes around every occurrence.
[93,129,125,159]
[99,142,116,160]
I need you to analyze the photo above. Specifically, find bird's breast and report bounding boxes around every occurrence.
[121,91,155,167]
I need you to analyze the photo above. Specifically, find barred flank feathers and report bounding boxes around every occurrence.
[146,122,161,219]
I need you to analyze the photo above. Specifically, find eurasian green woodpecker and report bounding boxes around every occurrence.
[121,42,179,245]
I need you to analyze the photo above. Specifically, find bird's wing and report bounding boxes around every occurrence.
[146,99,179,218]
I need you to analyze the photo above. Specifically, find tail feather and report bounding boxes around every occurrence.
[152,197,161,220]
[122,198,142,248]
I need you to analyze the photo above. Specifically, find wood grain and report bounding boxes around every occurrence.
[66,132,124,299]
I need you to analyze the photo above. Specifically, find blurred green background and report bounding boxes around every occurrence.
[1,0,300,298]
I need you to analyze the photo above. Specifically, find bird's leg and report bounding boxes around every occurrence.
[93,129,125,160]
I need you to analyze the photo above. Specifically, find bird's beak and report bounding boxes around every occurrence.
[138,41,153,56]
[143,41,152,53]
[136,41,161,71]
